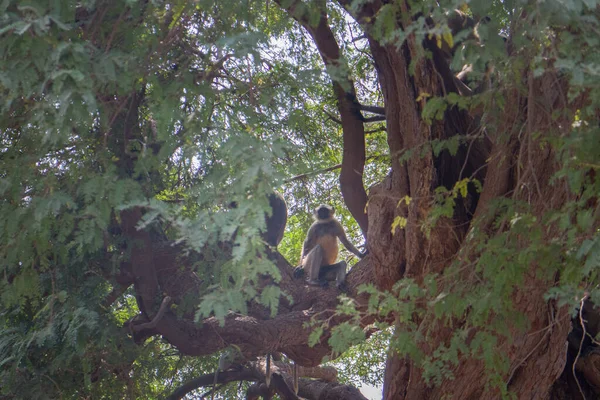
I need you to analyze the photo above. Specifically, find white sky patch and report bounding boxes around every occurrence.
[359,382,383,399]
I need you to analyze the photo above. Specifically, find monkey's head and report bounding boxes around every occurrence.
[314,204,334,222]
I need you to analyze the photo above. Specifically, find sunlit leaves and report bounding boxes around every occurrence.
[391,215,407,234]
[329,321,365,355]
[0,0,598,398]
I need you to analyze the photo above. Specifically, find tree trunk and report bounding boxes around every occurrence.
[335,2,582,399]
[370,41,574,400]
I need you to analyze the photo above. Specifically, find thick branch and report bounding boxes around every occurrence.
[255,357,338,382]
[131,296,171,332]
[122,215,377,367]
[359,104,386,115]
[276,0,369,236]
[120,207,160,316]
[102,281,131,308]
[169,359,352,400]
[298,378,369,400]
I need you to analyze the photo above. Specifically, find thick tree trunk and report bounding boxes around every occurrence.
[335,1,581,399]
[372,54,574,400]
[102,2,591,399]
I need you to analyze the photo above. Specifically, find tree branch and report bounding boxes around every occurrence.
[285,164,342,183]
[298,378,369,400]
[168,359,342,400]
[359,104,386,115]
[326,107,387,123]
[363,115,386,123]
[166,368,259,400]
[285,152,389,183]
[276,0,369,236]
[366,126,386,134]
[118,208,382,396]
[102,283,130,308]
[120,220,377,366]
[131,296,172,332]
[324,109,342,125]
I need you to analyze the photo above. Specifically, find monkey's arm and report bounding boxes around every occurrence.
[300,225,318,260]
[336,222,364,258]
[295,225,318,279]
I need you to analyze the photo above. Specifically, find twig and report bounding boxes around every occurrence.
[365,126,386,134]
[573,296,588,400]
[285,164,342,183]
[105,7,128,53]
[324,110,342,124]
[285,154,388,183]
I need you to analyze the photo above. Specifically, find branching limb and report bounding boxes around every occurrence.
[297,378,369,400]
[102,283,131,308]
[168,355,349,400]
[324,109,342,124]
[166,368,258,400]
[131,296,172,332]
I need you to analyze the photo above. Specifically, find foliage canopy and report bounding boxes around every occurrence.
[1,0,599,399]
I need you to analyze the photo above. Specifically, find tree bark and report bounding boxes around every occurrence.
[97,2,592,399]
[330,2,581,399]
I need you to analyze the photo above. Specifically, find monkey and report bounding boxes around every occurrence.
[228,191,287,249]
[262,352,298,395]
[440,9,480,60]
[263,192,287,247]
[264,352,285,389]
[295,205,364,288]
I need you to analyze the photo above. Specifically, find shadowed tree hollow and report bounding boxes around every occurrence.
[0,1,599,399]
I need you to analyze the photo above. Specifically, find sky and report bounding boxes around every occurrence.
[359,382,383,400]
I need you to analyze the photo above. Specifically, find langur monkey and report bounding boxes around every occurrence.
[298,205,364,288]
[263,192,287,247]
[264,352,298,395]
[229,191,287,247]
[211,347,242,400]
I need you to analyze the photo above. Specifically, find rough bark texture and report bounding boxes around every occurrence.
[108,83,376,398]
[90,2,596,399]
[122,237,371,365]
[332,1,585,400]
